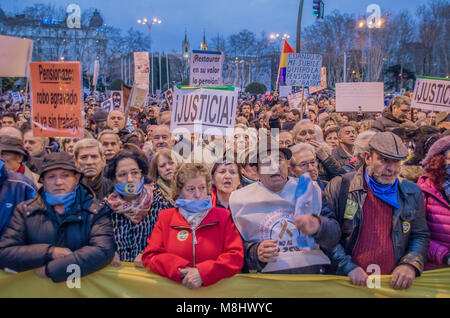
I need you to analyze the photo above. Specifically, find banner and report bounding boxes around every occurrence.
[171,86,238,136]
[0,35,33,77]
[286,53,322,87]
[309,67,327,94]
[0,264,448,298]
[411,76,450,112]
[110,90,124,112]
[336,82,384,112]
[134,52,150,89]
[189,50,223,87]
[30,61,83,138]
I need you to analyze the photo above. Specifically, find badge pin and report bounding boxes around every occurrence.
[125,183,136,194]
[177,230,189,241]
[402,221,411,234]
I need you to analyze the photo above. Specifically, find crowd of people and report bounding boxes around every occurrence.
[0,88,448,292]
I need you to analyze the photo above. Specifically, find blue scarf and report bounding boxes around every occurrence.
[114,178,144,197]
[45,185,79,211]
[174,196,212,214]
[364,171,400,209]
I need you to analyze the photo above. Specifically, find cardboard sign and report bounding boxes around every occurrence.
[309,67,327,94]
[171,87,238,136]
[411,76,450,112]
[101,98,112,113]
[287,92,303,110]
[286,53,322,87]
[131,86,148,108]
[30,62,83,137]
[189,50,223,86]
[110,90,124,112]
[134,52,150,89]
[0,35,33,77]
[164,88,173,109]
[336,82,384,112]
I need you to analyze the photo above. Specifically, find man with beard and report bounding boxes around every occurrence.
[74,139,112,200]
[324,132,429,289]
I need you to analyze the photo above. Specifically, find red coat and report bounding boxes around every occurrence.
[142,207,244,286]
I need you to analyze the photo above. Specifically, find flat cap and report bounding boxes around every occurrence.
[93,108,108,122]
[369,131,409,160]
[0,135,29,162]
[39,152,82,182]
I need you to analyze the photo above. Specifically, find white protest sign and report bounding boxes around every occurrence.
[189,50,223,86]
[309,67,327,94]
[0,35,33,77]
[287,92,303,110]
[171,87,238,136]
[110,90,124,112]
[130,86,148,109]
[286,53,322,87]
[164,88,173,109]
[92,60,99,87]
[279,86,292,97]
[101,98,112,113]
[336,82,384,112]
[411,76,450,112]
[134,52,150,89]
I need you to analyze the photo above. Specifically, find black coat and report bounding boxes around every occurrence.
[0,184,115,282]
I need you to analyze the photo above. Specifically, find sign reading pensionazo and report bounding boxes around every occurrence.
[171,87,238,136]
[30,62,83,138]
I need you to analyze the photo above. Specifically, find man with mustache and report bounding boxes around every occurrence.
[324,131,429,289]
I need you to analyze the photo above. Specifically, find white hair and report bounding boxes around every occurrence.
[290,142,316,165]
[354,130,377,158]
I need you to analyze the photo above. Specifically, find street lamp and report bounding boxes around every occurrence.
[137,16,162,31]
[357,18,384,81]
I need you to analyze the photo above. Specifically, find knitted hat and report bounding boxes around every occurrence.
[421,135,450,168]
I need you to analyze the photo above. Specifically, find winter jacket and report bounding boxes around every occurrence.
[0,184,115,282]
[332,144,353,168]
[417,175,450,270]
[318,154,347,182]
[324,166,430,276]
[142,207,244,287]
[0,164,37,236]
[372,111,416,132]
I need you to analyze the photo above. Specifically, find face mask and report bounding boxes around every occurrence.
[114,177,144,197]
[45,185,79,210]
[174,196,212,214]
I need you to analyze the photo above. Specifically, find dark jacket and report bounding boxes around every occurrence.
[318,154,347,182]
[0,164,37,236]
[118,129,139,146]
[81,172,113,201]
[332,144,353,167]
[372,111,416,132]
[0,184,115,282]
[323,166,430,276]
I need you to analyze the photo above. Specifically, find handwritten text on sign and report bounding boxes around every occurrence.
[30,62,83,138]
[171,87,238,136]
[286,53,322,87]
[189,50,223,87]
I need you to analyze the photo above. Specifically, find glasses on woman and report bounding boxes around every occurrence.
[116,169,142,180]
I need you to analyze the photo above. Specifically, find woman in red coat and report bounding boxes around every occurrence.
[142,163,244,289]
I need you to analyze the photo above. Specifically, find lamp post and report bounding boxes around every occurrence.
[357,17,384,82]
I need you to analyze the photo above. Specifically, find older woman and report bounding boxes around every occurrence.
[142,163,244,289]
[417,135,450,270]
[106,150,155,267]
[211,160,241,209]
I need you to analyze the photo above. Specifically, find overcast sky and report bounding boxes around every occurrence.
[1,0,428,53]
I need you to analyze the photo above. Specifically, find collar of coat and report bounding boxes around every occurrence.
[22,183,104,217]
[349,165,418,200]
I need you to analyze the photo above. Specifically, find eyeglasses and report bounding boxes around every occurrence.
[183,185,207,194]
[116,169,142,180]
[293,159,318,170]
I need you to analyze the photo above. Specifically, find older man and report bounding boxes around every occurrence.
[332,123,357,167]
[74,139,112,200]
[0,152,115,282]
[324,132,429,289]
[229,145,340,274]
[372,96,416,132]
[23,129,48,174]
[107,110,138,145]
[292,119,346,182]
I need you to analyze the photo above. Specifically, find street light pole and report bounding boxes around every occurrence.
[296,0,304,53]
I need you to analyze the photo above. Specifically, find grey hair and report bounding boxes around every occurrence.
[292,119,314,139]
[97,129,121,145]
[353,130,377,158]
[290,142,316,165]
[74,138,104,159]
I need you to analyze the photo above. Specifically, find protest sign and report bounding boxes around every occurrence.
[101,98,112,113]
[336,82,384,112]
[164,88,173,109]
[279,86,292,97]
[111,90,124,112]
[171,86,238,136]
[30,61,83,138]
[411,76,450,112]
[0,35,33,77]
[11,92,23,104]
[134,52,150,89]
[286,53,322,87]
[309,67,327,94]
[189,50,223,87]
[287,91,303,110]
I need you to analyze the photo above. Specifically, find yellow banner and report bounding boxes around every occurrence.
[1,263,449,298]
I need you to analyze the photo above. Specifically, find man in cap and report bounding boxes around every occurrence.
[0,152,115,282]
[92,108,109,138]
[229,142,340,274]
[324,131,429,289]
[0,135,40,186]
